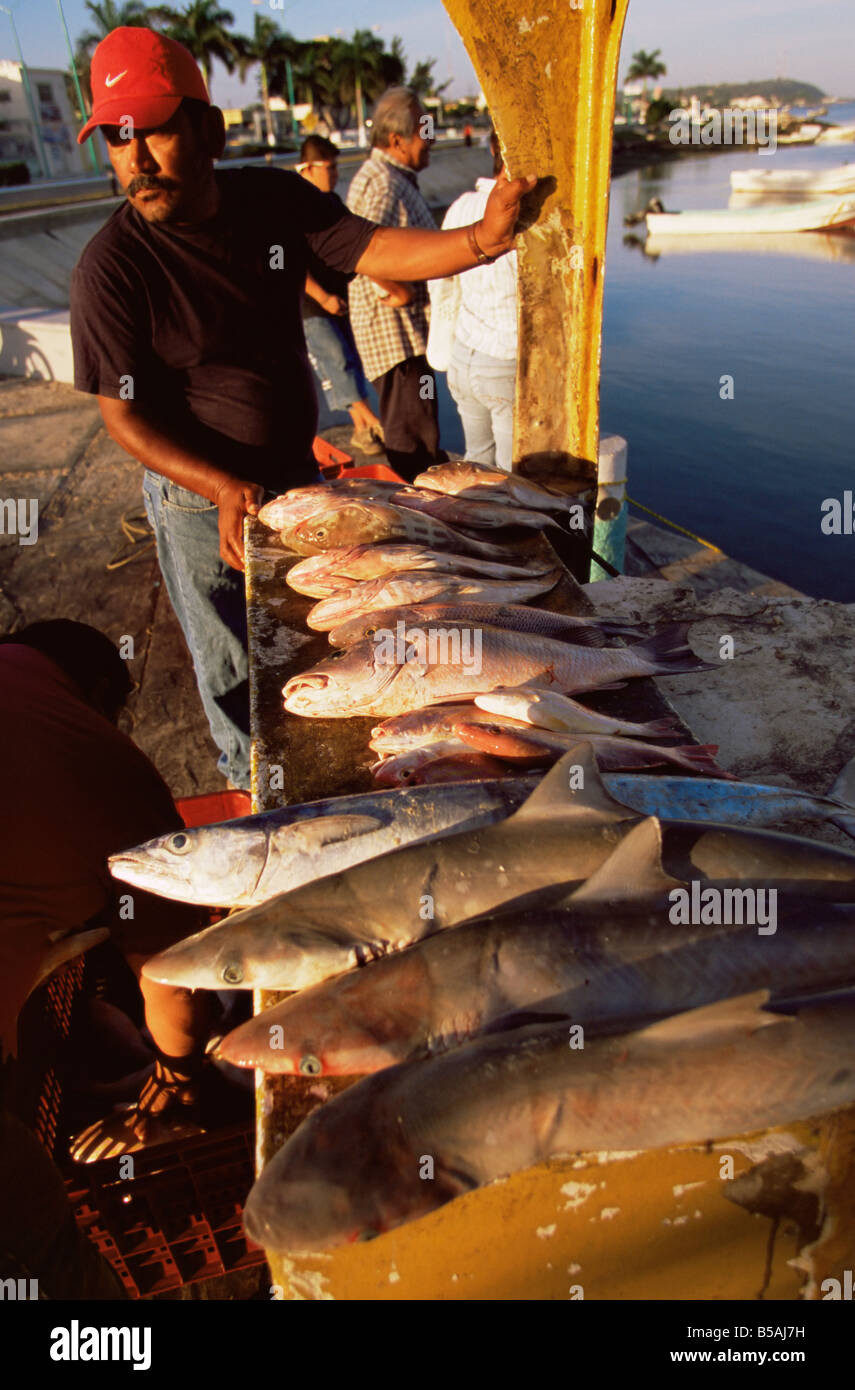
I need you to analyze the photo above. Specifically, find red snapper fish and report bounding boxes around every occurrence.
[282,622,714,719]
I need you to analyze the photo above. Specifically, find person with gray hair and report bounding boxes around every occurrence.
[346,88,444,480]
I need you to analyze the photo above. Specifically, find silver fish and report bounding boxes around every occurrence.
[328,603,628,650]
[282,623,713,719]
[474,685,682,738]
[108,777,537,907]
[142,751,855,992]
[243,992,855,1252]
[286,546,555,598]
[305,571,562,631]
[216,902,855,1075]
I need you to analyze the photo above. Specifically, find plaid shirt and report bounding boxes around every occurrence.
[346,148,436,382]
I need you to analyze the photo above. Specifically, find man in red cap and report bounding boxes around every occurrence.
[71,27,534,790]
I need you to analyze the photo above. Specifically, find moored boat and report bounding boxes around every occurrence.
[730,163,855,195]
[646,195,855,237]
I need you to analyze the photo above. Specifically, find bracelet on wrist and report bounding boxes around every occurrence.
[467,222,496,265]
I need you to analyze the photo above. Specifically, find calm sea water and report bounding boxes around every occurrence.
[435,103,855,600]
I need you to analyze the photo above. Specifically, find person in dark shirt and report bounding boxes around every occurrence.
[299,134,389,456]
[0,621,214,1160]
[70,27,534,789]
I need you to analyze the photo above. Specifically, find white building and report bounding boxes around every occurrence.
[0,60,88,177]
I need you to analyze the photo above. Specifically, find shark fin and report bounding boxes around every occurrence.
[567,817,681,904]
[638,990,790,1043]
[508,746,636,824]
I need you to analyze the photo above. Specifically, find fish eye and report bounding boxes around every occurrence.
[222,962,244,985]
[168,832,192,854]
[313,528,327,540]
[299,1054,322,1076]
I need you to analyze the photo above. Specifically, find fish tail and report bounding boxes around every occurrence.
[637,716,683,740]
[670,744,735,778]
[629,623,717,676]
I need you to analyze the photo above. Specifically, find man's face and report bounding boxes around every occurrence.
[387,104,432,171]
[102,105,216,224]
[300,158,339,195]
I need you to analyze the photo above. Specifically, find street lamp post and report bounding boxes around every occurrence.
[55,0,100,174]
[0,3,50,178]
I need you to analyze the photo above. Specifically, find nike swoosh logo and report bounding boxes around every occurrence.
[105,71,127,88]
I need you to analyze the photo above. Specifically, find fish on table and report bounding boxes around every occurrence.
[305,571,563,631]
[371,741,513,786]
[216,900,855,1075]
[369,704,534,754]
[262,479,561,532]
[372,733,728,789]
[108,775,538,908]
[282,622,714,719]
[286,546,558,598]
[474,684,684,737]
[142,750,855,992]
[242,991,855,1252]
[414,460,577,514]
[328,603,632,650]
[277,499,516,560]
[455,722,731,777]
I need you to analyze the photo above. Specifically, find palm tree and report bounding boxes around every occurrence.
[74,0,154,110]
[625,48,667,99]
[149,0,238,91]
[234,15,302,146]
[332,30,387,145]
[295,41,346,134]
[408,58,450,102]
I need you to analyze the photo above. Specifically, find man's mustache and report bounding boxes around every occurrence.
[128,174,177,197]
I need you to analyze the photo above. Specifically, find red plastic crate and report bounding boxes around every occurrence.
[65,1124,266,1299]
[176,791,252,828]
[312,435,352,476]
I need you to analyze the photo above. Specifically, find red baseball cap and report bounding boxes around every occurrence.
[77,27,209,144]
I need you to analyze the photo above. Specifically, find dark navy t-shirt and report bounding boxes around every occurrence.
[70,166,377,491]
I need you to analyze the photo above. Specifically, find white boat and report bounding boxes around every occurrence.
[646,195,855,237]
[644,230,855,264]
[818,124,855,144]
[730,163,855,195]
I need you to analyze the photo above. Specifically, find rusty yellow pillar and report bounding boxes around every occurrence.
[443,0,629,485]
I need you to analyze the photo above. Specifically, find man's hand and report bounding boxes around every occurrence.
[322,293,347,316]
[477,170,538,257]
[214,478,264,572]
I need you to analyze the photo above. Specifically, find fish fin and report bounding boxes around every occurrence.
[638,990,792,1043]
[507,746,636,824]
[829,751,855,810]
[272,815,384,852]
[567,817,683,904]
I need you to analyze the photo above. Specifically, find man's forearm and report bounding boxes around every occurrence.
[356,224,489,282]
[98,397,237,500]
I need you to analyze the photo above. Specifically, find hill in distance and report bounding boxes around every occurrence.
[661,79,825,106]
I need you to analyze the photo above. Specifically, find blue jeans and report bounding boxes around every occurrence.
[303,314,369,413]
[447,341,516,472]
[142,470,251,790]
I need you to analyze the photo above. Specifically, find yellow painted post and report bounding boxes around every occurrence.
[443,0,629,485]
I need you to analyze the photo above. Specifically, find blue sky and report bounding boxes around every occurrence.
[3,0,853,104]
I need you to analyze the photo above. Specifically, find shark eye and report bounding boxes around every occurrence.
[168,833,192,854]
[222,962,244,985]
[299,1054,322,1076]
